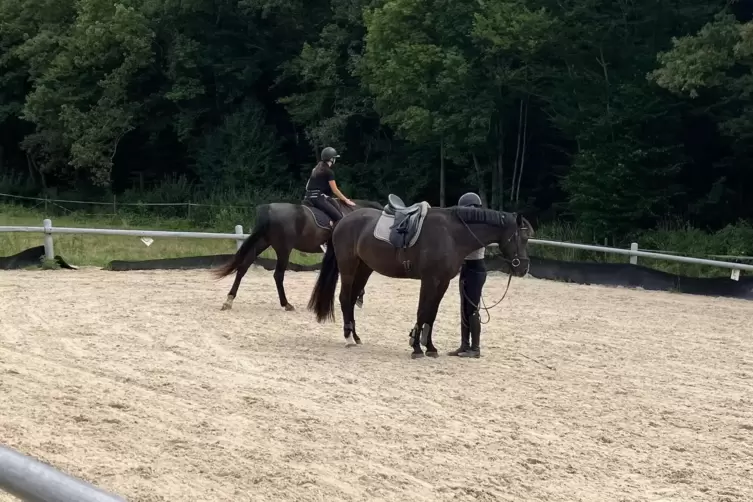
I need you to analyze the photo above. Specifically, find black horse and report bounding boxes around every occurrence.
[215,198,382,311]
[307,194,533,358]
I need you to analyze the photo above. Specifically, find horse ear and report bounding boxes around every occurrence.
[516,214,534,237]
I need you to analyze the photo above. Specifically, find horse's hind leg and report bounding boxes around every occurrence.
[272,246,295,311]
[222,238,269,311]
[409,277,451,359]
[344,263,373,346]
[338,259,371,347]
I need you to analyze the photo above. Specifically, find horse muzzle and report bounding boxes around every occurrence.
[511,258,530,277]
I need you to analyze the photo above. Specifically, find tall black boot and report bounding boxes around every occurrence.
[450,275,471,356]
[447,324,470,356]
[459,312,481,358]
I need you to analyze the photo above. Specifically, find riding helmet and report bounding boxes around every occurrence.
[321,147,340,162]
[458,192,483,208]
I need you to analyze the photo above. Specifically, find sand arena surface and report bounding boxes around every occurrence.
[1,267,752,501]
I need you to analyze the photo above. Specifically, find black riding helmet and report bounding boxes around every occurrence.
[321,146,340,162]
[458,192,482,208]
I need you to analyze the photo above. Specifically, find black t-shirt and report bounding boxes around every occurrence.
[306,166,335,196]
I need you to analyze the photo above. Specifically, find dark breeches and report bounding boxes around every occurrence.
[306,195,343,223]
[460,260,487,325]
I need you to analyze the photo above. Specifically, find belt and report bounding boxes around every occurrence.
[304,190,326,199]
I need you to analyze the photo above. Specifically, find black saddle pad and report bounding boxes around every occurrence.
[303,204,333,229]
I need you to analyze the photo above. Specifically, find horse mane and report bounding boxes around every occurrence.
[448,207,506,227]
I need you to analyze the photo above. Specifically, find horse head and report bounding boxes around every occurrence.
[498,212,533,277]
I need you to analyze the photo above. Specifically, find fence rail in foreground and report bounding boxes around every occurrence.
[0,444,126,502]
[0,219,751,276]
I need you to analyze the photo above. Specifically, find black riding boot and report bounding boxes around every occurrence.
[447,324,470,356]
[458,313,481,358]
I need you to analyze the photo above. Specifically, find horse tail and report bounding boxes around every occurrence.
[213,204,270,279]
[307,237,339,323]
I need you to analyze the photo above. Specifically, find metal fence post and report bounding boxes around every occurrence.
[235,225,244,251]
[630,242,638,265]
[43,219,54,260]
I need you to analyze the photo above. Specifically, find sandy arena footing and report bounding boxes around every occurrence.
[1,267,752,501]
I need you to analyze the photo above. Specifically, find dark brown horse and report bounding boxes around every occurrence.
[214,198,382,311]
[307,195,533,358]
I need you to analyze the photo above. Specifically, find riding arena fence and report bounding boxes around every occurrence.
[0,219,752,278]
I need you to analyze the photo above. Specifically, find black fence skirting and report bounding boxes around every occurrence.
[2,247,751,300]
[0,245,76,270]
[509,256,753,300]
[105,255,320,272]
[102,253,753,300]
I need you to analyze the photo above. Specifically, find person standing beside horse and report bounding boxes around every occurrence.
[302,147,356,229]
[448,192,488,358]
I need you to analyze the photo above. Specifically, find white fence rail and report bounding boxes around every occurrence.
[0,219,751,276]
[0,444,126,502]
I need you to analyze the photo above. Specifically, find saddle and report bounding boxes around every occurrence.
[374,194,430,248]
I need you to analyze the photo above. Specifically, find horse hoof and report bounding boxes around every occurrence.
[220,303,232,311]
[354,338,362,345]
[411,352,424,359]
[425,351,439,358]
[284,304,295,312]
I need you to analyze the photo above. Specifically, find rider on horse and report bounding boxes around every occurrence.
[448,191,487,358]
[302,147,356,228]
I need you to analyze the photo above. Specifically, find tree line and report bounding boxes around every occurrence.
[1,0,751,242]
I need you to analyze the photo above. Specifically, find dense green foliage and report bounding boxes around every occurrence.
[1,0,752,245]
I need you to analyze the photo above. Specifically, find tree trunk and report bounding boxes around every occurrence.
[514,97,529,203]
[491,152,498,210]
[597,46,614,142]
[510,98,524,207]
[471,153,488,207]
[439,136,446,207]
[496,118,505,211]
